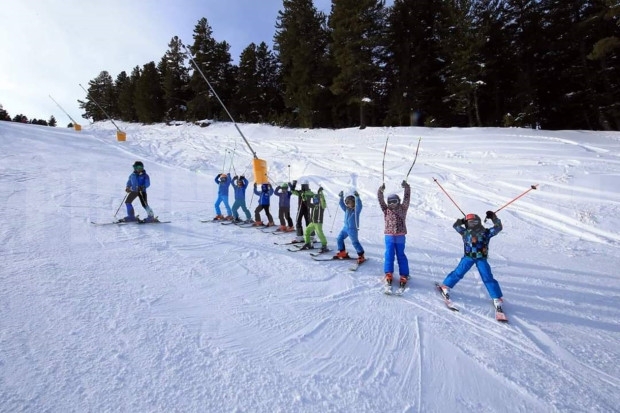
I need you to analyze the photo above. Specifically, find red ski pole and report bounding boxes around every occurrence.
[494,184,539,214]
[433,177,466,217]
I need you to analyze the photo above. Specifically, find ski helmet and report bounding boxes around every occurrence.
[280,182,288,189]
[300,179,310,191]
[465,213,481,228]
[220,173,227,180]
[387,194,400,205]
[345,195,355,207]
[133,161,144,170]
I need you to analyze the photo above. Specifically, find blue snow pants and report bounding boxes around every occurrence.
[214,195,232,216]
[442,256,503,299]
[384,235,409,276]
[337,228,364,255]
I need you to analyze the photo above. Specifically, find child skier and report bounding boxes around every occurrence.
[213,172,233,220]
[299,187,328,253]
[378,181,411,291]
[231,175,252,223]
[439,211,505,311]
[291,179,312,242]
[253,183,275,226]
[121,160,156,222]
[334,191,366,264]
[274,183,295,231]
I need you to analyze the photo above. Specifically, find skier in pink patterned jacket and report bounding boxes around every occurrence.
[378,180,411,290]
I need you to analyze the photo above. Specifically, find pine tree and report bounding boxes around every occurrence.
[134,62,165,123]
[385,0,450,126]
[158,36,190,123]
[116,69,138,122]
[0,104,9,121]
[235,42,284,123]
[48,115,57,127]
[187,18,236,121]
[328,0,388,128]
[79,71,116,121]
[274,0,331,128]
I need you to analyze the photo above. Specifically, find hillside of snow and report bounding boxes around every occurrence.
[1,120,619,412]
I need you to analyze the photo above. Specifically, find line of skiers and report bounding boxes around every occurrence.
[120,161,505,310]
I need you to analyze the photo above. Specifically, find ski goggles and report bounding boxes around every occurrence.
[133,165,144,171]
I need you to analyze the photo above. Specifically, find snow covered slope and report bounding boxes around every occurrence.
[1,120,618,412]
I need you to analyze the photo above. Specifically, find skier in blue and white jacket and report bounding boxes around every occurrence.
[334,191,365,264]
[231,175,252,223]
[122,160,155,222]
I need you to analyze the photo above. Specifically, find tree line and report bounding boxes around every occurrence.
[79,0,620,131]
[0,104,58,126]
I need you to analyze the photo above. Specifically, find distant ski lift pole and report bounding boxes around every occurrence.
[48,95,81,131]
[78,83,126,141]
[182,43,268,184]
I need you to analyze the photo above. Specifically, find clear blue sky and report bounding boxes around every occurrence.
[0,0,341,123]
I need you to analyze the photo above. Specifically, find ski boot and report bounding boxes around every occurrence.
[334,250,350,260]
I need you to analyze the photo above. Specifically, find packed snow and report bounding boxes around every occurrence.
[1,120,619,412]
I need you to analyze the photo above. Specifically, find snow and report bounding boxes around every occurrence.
[1,120,619,412]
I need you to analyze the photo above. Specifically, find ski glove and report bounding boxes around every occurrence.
[353,191,359,197]
[318,187,323,193]
[338,191,344,198]
[456,218,466,226]
[486,210,497,220]
[125,186,131,193]
[379,184,385,192]
[401,180,409,188]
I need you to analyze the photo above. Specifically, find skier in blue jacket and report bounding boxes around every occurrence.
[333,191,365,264]
[253,183,275,226]
[231,175,252,223]
[274,183,294,231]
[214,172,233,220]
[121,161,155,222]
[439,211,505,311]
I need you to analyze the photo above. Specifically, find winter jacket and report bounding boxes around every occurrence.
[215,173,232,196]
[339,194,362,231]
[308,191,326,223]
[232,176,248,201]
[454,217,502,259]
[254,184,274,206]
[274,186,292,208]
[378,185,410,235]
[292,186,314,210]
[126,170,150,192]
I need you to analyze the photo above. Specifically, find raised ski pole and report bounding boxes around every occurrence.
[494,184,539,214]
[381,133,390,185]
[433,177,466,217]
[404,137,422,181]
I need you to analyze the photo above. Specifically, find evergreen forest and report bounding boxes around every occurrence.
[77,0,620,131]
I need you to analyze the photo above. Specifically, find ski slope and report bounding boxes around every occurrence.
[1,120,619,412]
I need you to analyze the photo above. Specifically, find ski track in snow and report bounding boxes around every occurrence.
[1,121,619,412]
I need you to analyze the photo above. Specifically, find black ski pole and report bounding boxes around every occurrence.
[114,193,128,218]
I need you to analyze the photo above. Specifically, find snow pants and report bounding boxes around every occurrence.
[384,235,408,276]
[337,228,364,255]
[305,222,327,247]
[442,256,503,299]
[232,199,251,220]
[214,195,232,216]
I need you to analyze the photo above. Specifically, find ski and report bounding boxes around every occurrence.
[310,256,354,262]
[287,245,314,252]
[91,220,128,226]
[271,229,295,235]
[309,248,331,257]
[434,282,459,312]
[274,239,306,246]
[137,218,170,224]
[394,286,407,296]
[383,283,393,295]
[348,258,368,272]
[260,226,279,233]
[494,302,509,323]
